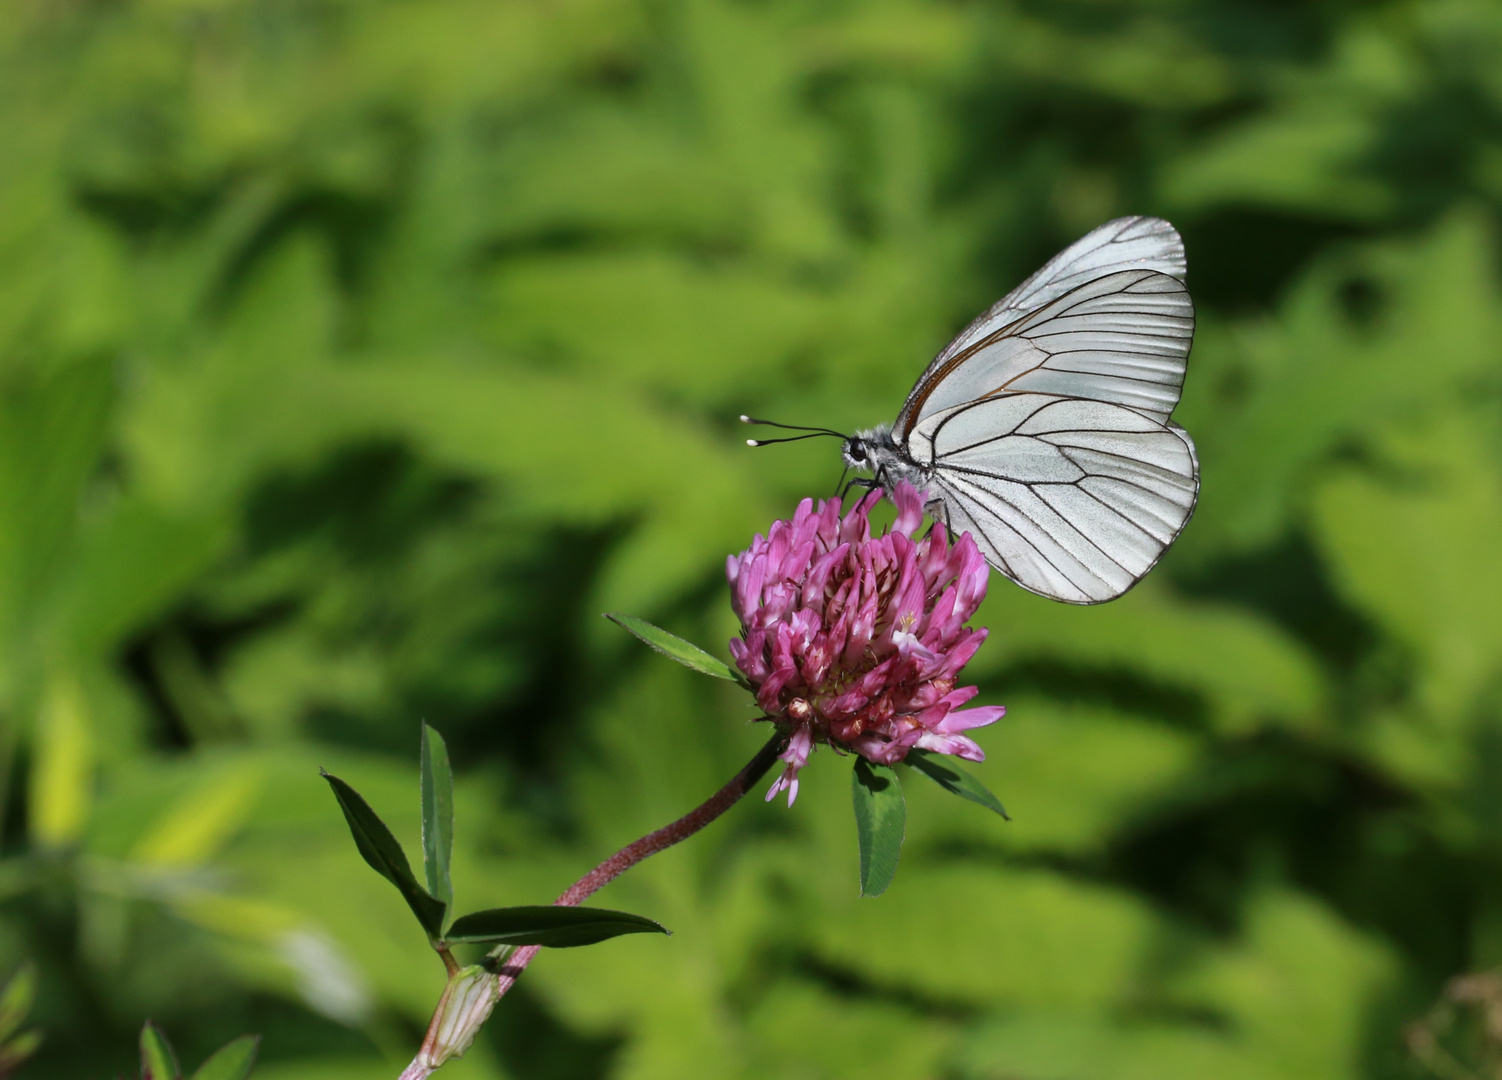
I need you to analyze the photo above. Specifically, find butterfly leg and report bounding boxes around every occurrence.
[839,475,880,501]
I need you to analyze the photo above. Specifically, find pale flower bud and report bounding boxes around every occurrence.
[398,965,499,1080]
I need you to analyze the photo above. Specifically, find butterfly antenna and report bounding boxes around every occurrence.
[744,432,843,447]
[740,414,846,447]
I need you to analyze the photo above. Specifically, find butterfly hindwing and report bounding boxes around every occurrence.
[921,395,1198,604]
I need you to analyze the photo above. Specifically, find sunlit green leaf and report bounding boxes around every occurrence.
[446,905,670,948]
[189,1036,260,1080]
[0,962,35,1041]
[140,1022,181,1080]
[604,612,739,681]
[906,749,1009,820]
[420,723,455,913]
[1312,415,1502,726]
[320,770,447,941]
[852,759,905,898]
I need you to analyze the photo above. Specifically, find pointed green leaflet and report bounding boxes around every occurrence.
[605,613,739,682]
[321,770,447,941]
[851,759,905,898]
[446,905,669,948]
[420,723,455,912]
[906,749,1009,820]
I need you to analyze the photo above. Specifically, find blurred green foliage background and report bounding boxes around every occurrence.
[4,0,1502,1077]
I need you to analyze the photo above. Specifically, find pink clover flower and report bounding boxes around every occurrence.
[727,483,1004,805]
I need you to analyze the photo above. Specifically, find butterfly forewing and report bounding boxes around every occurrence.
[901,269,1193,436]
[895,216,1186,436]
[997,215,1185,318]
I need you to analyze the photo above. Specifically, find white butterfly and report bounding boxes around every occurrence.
[750,216,1199,605]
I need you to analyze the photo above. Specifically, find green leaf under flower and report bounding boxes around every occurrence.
[605,612,739,682]
[446,905,670,948]
[320,769,447,941]
[420,722,456,913]
[851,759,905,898]
[906,748,1010,820]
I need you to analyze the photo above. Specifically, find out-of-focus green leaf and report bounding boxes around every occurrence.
[902,700,1198,856]
[319,770,447,941]
[446,905,670,947]
[906,749,1008,820]
[792,855,1162,1012]
[27,673,93,848]
[605,612,740,682]
[188,1036,260,1080]
[0,1030,41,1075]
[958,890,1398,1080]
[975,581,1326,735]
[957,1011,1264,1080]
[419,723,455,912]
[139,1022,181,1080]
[1187,211,1502,551]
[1165,891,1395,1078]
[852,759,905,898]
[0,963,34,1041]
[0,963,39,1075]
[1163,98,1392,219]
[133,762,262,868]
[1314,415,1502,725]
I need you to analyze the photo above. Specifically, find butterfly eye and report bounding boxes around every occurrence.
[846,440,867,463]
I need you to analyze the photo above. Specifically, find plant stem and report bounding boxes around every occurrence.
[397,733,785,1080]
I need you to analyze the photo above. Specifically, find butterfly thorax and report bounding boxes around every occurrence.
[844,424,931,501]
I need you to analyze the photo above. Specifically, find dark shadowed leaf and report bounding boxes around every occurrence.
[0,1030,41,1074]
[906,749,1010,820]
[420,723,455,912]
[446,905,670,948]
[320,769,447,941]
[140,1022,181,1080]
[852,759,905,898]
[190,1036,260,1080]
[605,612,738,681]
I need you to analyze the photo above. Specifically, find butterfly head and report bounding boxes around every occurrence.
[842,424,899,472]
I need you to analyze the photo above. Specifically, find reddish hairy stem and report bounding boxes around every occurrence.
[494,732,786,987]
[399,733,785,1080]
